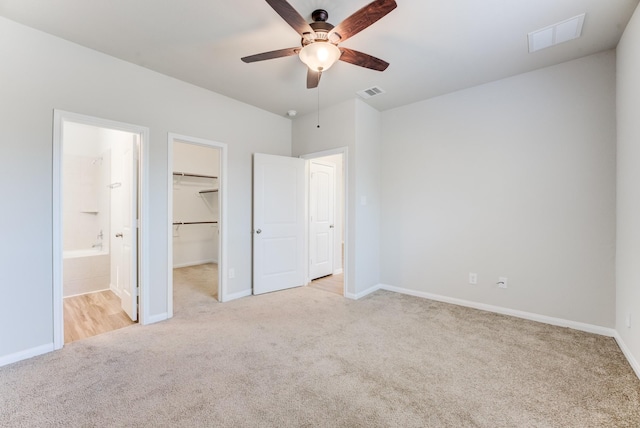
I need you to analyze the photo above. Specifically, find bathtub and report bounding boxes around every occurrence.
[63,248,110,297]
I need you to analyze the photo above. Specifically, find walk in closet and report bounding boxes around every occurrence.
[172,143,220,303]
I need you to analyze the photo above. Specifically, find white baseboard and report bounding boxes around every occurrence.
[0,343,54,368]
[345,284,382,300]
[225,289,252,302]
[379,284,616,337]
[173,259,217,269]
[64,288,112,299]
[110,283,121,297]
[613,331,640,380]
[333,268,343,275]
[370,284,638,381]
[144,312,169,325]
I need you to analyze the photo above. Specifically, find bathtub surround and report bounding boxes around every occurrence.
[62,122,110,253]
[63,250,110,297]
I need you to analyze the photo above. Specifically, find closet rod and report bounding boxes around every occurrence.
[172,221,218,225]
[173,172,218,179]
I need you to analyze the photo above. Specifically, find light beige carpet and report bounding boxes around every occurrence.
[1,268,639,427]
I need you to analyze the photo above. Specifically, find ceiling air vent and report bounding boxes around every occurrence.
[357,86,386,99]
[528,13,586,53]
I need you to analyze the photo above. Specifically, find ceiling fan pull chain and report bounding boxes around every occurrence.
[317,77,321,128]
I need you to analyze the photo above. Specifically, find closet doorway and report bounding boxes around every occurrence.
[168,134,227,316]
[52,110,150,349]
[303,150,346,297]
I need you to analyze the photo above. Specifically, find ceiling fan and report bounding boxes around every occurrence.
[241,0,397,89]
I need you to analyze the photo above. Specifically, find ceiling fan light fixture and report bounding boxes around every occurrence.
[299,42,341,72]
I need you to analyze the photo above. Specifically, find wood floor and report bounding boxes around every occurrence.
[309,273,344,296]
[64,290,135,344]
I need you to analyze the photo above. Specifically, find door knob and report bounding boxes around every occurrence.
[115,233,123,238]
[329,225,334,228]
[256,229,262,234]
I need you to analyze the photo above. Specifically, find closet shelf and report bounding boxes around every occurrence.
[199,189,219,194]
[173,221,218,225]
[173,172,217,179]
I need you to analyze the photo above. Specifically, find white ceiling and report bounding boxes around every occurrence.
[0,0,637,117]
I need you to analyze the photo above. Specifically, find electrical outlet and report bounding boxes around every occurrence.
[469,273,478,285]
[229,268,235,279]
[498,277,508,289]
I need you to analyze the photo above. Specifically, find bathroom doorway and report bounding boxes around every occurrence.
[53,111,150,349]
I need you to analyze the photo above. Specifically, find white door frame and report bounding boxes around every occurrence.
[167,133,228,314]
[52,110,150,350]
[300,147,348,296]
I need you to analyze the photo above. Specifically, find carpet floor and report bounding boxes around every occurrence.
[1,274,639,427]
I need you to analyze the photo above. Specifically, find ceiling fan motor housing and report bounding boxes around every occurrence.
[303,12,335,46]
[312,9,329,22]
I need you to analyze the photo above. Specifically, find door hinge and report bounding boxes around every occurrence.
[136,219,141,228]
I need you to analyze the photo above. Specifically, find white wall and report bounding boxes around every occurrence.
[616,3,640,374]
[354,100,382,295]
[0,17,291,363]
[172,142,219,267]
[292,99,382,297]
[380,51,617,327]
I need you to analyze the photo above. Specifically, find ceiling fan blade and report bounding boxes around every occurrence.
[265,0,315,36]
[329,0,397,43]
[307,69,322,89]
[241,47,299,63]
[339,47,389,71]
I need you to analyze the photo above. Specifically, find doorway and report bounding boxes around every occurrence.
[168,134,227,316]
[52,111,150,349]
[306,152,345,296]
[251,149,347,297]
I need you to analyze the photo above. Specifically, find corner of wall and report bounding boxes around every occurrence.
[615,0,640,381]
[613,332,640,380]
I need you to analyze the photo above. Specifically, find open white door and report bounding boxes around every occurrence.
[120,136,138,321]
[309,160,335,280]
[253,153,305,295]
